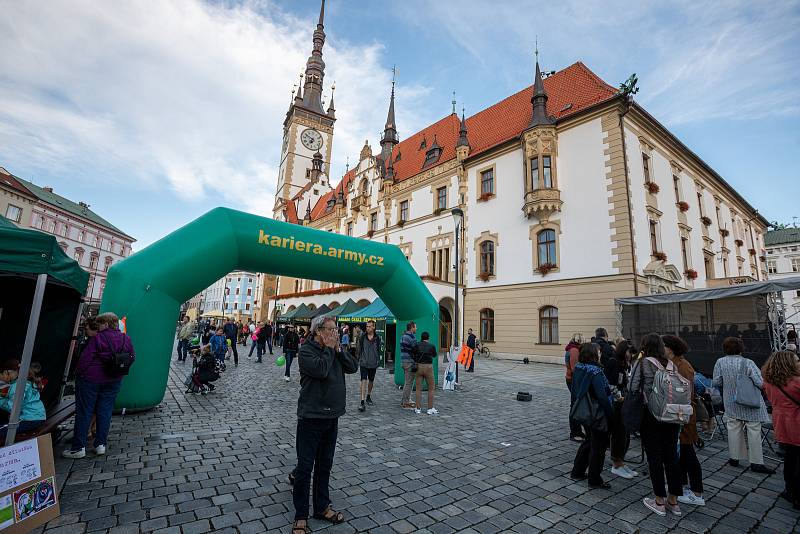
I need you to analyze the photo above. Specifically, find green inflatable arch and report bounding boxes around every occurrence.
[100,208,438,410]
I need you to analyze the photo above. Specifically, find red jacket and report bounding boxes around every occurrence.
[564,342,580,383]
[763,376,800,447]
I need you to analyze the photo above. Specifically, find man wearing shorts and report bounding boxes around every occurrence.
[356,320,382,412]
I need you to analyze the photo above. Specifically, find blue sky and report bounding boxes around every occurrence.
[1,0,798,249]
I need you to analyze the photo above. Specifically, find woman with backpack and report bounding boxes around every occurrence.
[569,342,613,489]
[662,335,705,507]
[629,333,686,516]
[761,350,800,510]
[713,336,773,474]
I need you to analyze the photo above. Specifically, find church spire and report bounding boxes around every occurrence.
[300,0,327,115]
[529,46,554,128]
[380,72,399,162]
[457,108,469,148]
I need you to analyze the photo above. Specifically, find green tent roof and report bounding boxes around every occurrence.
[0,218,89,294]
[308,303,331,319]
[328,298,362,318]
[277,303,309,322]
[338,298,395,323]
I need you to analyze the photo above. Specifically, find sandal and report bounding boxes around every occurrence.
[292,519,310,533]
[314,507,345,524]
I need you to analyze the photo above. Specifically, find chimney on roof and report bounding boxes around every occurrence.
[43,186,53,193]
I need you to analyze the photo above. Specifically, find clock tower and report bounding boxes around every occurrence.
[274,0,336,218]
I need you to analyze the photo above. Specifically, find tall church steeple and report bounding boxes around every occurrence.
[300,0,328,115]
[529,48,554,128]
[380,75,399,163]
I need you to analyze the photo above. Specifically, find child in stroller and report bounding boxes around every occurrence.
[185,346,220,394]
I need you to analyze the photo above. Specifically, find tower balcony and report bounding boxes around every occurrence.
[351,193,369,212]
[523,188,562,220]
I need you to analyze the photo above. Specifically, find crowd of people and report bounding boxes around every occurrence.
[565,327,800,516]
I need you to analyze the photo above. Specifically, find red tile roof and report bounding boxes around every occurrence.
[284,198,299,224]
[310,167,356,221]
[0,168,35,197]
[309,61,617,221]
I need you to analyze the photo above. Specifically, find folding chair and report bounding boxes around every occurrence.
[761,423,783,464]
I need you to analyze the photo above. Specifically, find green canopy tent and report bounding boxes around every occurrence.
[0,218,89,444]
[276,303,309,323]
[307,303,331,319]
[291,304,319,324]
[338,298,395,322]
[327,298,362,317]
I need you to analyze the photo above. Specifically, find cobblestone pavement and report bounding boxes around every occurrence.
[37,350,799,533]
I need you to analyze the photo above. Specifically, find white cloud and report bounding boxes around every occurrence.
[0,0,434,221]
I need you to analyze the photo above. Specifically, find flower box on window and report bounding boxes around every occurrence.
[701,216,713,227]
[478,272,491,282]
[536,262,557,275]
[685,268,698,280]
[677,201,690,212]
[478,192,495,202]
[653,251,667,261]
[720,228,729,237]
[748,248,757,256]
[646,182,660,194]
[734,239,744,247]
[397,219,406,227]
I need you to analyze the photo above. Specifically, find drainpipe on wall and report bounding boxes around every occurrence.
[619,97,639,296]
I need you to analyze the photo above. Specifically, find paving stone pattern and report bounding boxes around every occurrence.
[36,352,799,533]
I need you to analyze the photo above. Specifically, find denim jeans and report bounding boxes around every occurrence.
[284,350,297,377]
[266,337,273,354]
[71,378,122,451]
[248,341,258,357]
[256,342,266,362]
[293,418,338,520]
[177,339,189,361]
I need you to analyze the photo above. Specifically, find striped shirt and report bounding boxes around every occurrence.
[712,355,769,422]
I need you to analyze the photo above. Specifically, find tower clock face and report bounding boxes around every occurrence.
[300,128,323,150]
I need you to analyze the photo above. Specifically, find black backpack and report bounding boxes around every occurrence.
[99,331,135,376]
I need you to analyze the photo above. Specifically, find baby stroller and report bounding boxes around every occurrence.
[187,335,202,358]
[185,353,220,394]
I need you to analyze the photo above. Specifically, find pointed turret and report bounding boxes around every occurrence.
[304,200,312,222]
[457,108,469,148]
[299,0,327,115]
[380,80,399,162]
[326,83,336,118]
[529,53,554,127]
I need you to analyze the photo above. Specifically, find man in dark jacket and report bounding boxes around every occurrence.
[466,328,477,372]
[283,324,301,381]
[264,321,274,355]
[292,315,358,532]
[400,322,418,408]
[255,322,268,363]
[223,318,239,366]
[593,327,615,368]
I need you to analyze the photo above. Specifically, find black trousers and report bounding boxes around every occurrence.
[293,418,338,520]
[783,444,800,502]
[227,336,238,365]
[679,443,703,494]
[609,402,630,462]
[642,412,682,498]
[572,427,609,485]
[566,380,585,439]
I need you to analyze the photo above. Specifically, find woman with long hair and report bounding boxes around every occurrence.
[604,340,637,479]
[713,337,773,474]
[662,335,705,507]
[629,333,684,516]
[569,342,613,489]
[564,332,585,442]
[761,350,800,510]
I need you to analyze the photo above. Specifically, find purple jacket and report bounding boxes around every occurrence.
[75,329,135,384]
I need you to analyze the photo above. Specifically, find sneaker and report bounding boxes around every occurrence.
[665,502,682,516]
[727,458,740,467]
[427,408,439,415]
[750,464,775,474]
[677,490,705,506]
[366,396,374,406]
[611,466,634,479]
[359,401,366,413]
[643,497,666,516]
[62,448,86,459]
[414,408,421,414]
[622,465,639,477]
[93,445,106,456]
[284,376,290,382]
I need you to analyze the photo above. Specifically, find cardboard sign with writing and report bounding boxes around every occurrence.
[0,435,59,533]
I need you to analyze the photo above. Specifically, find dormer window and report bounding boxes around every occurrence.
[423,137,443,168]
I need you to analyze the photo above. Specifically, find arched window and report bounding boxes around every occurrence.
[360,179,369,195]
[479,308,494,342]
[479,241,495,276]
[537,229,557,266]
[539,306,558,344]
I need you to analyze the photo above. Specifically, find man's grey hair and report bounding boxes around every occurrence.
[310,315,336,336]
[98,312,119,329]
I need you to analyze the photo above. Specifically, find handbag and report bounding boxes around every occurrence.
[569,382,608,432]
[694,394,710,422]
[734,358,762,409]
[622,357,646,431]
[778,385,800,408]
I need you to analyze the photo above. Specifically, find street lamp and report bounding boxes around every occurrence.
[451,207,464,386]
